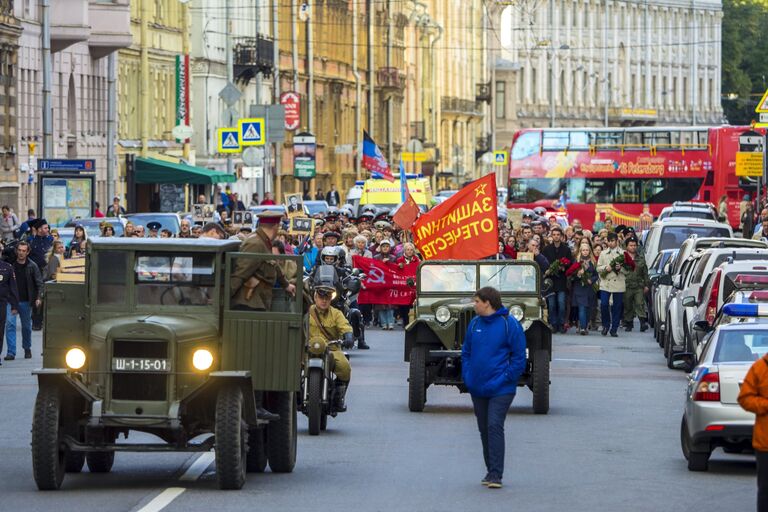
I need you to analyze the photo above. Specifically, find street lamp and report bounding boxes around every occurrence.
[539,41,570,128]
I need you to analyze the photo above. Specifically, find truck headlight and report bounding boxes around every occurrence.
[510,305,525,321]
[435,306,451,324]
[65,347,86,370]
[192,349,214,371]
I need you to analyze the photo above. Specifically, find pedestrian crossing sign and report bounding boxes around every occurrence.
[757,88,768,113]
[238,118,266,146]
[217,127,240,153]
[493,151,508,166]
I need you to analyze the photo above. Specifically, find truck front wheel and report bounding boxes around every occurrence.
[408,346,427,412]
[32,386,66,490]
[215,385,247,489]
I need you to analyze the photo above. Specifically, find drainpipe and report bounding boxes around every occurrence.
[140,0,149,158]
[430,23,442,156]
[41,0,52,158]
[273,0,282,201]
[292,0,298,91]
[225,0,233,175]
[367,0,374,136]
[106,52,116,205]
[352,0,362,180]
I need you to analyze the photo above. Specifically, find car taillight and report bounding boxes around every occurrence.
[693,371,720,401]
[706,269,721,324]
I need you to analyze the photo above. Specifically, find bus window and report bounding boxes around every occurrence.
[641,179,665,202]
[615,181,640,202]
[508,178,564,202]
[642,178,703,203]
[569,132,590,150]
[542,132,570,151]
[585,180,614,202]
[568,178,586,202]
[511,132,541,160]
[589,131,623,149]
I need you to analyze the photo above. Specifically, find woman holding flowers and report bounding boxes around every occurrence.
[566,243,599,335]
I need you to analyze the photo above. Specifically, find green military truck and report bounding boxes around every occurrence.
[404,260,552,414]
[32,238,304,490]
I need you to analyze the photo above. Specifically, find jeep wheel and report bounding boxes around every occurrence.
[532,349,550,414]
[86,451,115,473]
[307,368,323,436]
[215,385,247,489]
[31,386,66,490]
[266,391,297,473]
[65,451,85,473]
[408,346,427,412]
[681,416,710,471]
[246,425,267,473]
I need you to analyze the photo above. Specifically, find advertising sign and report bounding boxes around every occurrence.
[175,54,190,143]
[293,132,316,180]
[280,91,301,131]
[39,176,94,227]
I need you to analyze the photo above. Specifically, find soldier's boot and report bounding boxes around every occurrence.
[357,338,370,350]
[333,381,348,412]
[624,321,633,332]
[640,318,649,332]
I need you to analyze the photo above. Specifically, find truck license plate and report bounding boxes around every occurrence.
[112,357,171,373]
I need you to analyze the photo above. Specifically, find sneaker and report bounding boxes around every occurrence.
[580,329,587,336]
[481,474,491,486]
[3,354,14,361]
[24,349,31,359]
[486,479,502,489]
[610,331,619,337]
[601,327,609,336]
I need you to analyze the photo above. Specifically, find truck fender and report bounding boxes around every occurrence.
[33,369,96,421]
[181,371,258,426]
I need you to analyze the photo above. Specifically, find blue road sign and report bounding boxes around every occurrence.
[239,118,265,146]
[38,159,95,172]
[217,127,241,153]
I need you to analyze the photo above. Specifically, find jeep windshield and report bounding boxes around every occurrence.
[419,263,538,293]
[134,253,215,306]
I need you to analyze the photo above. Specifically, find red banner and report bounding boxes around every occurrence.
[411,174,498,260]
[352,255,418,305]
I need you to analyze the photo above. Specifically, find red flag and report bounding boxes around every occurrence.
[411,174,498,260]
[392,190,420,230]
[352,255,417,305]
[362,131,395,182]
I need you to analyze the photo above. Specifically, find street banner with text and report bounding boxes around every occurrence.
[352,255,418,306]
[411,174,498,260]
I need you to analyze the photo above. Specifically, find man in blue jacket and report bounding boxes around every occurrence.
[462,286,527,489]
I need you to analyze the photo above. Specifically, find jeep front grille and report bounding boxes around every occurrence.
[456,310,476,348]
[111,340,168,401]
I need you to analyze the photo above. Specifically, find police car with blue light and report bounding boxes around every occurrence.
[675,302,768,471]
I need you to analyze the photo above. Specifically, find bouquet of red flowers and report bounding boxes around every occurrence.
[546,256,572,277]
[566,260,593,287]
[601,251,636,278]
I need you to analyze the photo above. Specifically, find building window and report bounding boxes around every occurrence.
[495,81,506,119]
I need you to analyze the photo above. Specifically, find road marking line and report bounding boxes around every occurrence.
[136,487,186,512]
[180,452,215,481]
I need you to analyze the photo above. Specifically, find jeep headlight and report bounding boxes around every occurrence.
[510,305,525,321]
[65,347,86,370]
[435,306,451,324]
[308,338,327,355]
[192,349,214,371]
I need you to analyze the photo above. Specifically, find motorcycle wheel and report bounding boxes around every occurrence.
[307,368,323,436]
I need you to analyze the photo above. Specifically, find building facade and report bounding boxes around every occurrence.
[491,0,725,148]
[0,1,21,207]
[12,0,130,215]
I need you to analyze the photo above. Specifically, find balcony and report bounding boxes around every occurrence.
[233,36,275,85]
[51,0,90,53]
[441,96,480,116]
[376,67,405,91]
[476,82,491,104]
[88,0,131,58]
[475,134,491,161]
[0,0,18,25]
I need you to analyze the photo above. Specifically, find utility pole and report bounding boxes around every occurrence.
[367,0,375,136]
[106,53,116,204]
[225,0,233,175]
[255,0,264,200]
[140,0,149,158]
[602,0,609,127]
[41,0,52,158]
[549,0,555,128]
[352,0,362,181]
[273,0,282,201]
[690,0,697,125]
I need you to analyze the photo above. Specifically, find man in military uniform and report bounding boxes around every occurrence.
[309,285,354,411]
[623,237,650,332]
[230,211,296,311]
[0,258,19,365]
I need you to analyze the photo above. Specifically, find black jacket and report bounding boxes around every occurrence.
[542,242,572,293]
[15,259,43,302]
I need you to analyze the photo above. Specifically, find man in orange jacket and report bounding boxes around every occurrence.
[738,355,768,511]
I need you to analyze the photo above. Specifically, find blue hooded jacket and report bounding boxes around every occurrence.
[461,307,527,398]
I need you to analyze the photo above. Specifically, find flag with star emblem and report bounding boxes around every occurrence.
[411,174,498,260]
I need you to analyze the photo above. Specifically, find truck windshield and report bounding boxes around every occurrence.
[479,264,538,293]
[420,265,476,293]
[134,253,215,306]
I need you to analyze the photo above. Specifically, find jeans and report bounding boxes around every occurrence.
[758,450,768,512]
[578,306,591,330]
[600,291,624,334]
[546,291,567,330]
[377,308,394,327]
[471,393,515,480]
[6,302,32,356]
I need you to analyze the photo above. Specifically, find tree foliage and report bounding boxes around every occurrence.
[722,0,768,124]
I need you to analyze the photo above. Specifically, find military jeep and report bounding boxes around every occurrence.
[33,238,304,490]
[404,260,552,414]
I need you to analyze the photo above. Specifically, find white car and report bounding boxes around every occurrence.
[643,219,732,268]
[676,303,768,471]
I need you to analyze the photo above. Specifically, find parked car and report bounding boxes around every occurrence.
[684,260,768,351]
[65,217,125,238]
[123,213,181,236]
[675,303,768,471]
[648,249,678,336]
[643,219,732,268]
[304,200,329,216]
[658,203,718,223]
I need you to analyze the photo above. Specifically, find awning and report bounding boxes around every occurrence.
[135,157,237,185]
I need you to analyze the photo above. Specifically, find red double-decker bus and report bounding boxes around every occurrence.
[506,126,760,231]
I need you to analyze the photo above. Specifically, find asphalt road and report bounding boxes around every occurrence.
[0,326,756,512]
